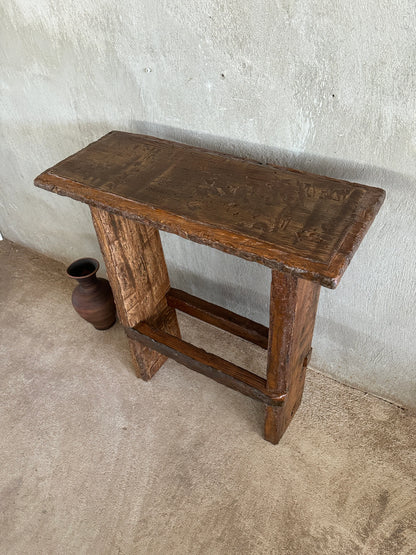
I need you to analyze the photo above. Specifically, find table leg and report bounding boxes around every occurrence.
[90,207,180,380]
[264,270,320,444]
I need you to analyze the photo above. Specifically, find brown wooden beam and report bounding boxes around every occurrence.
[90,207,180,380]
[167,288,269,349]
[126,322,286,406]
[264,272,321,443]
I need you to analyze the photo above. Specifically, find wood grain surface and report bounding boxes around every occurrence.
[166,287,269,349]
[90,207,180,380]
[35,131,385,288]
[126,322,286,406]
[264,271,321,444]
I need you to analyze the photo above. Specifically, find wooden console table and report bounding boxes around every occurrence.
[35,131,385,443]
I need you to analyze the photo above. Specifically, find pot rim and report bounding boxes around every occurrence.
[66,257,100,280]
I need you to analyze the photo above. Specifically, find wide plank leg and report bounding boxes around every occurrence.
[90,207,180,380]
[264,270,320,444]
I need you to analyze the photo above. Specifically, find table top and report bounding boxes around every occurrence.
[35,131,385,288]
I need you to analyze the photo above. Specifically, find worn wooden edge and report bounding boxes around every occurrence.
[34,171,333,287]
[125,322,286,406]
[35,171,382,288]
[166,288,269,349]
[34,138,385,289]
[324,188,386,286]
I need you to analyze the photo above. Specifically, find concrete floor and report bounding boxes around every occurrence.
[1,239,415,555]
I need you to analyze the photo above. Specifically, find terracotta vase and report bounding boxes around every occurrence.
[66,257,116,330]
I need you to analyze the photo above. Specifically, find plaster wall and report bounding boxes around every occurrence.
[1,1,415,407]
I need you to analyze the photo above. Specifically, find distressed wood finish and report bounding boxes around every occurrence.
[35,131,385,288]
[167,288,269,349]
[264,271,321,444]
[90,207,169,326]
[90,206,180,380]
[126,322,286,406]
[34,131,385,444]
[128,300,180,381]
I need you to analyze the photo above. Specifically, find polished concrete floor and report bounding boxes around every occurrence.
[1,239,415,554]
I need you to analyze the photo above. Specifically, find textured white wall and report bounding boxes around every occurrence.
[1,1,415,407]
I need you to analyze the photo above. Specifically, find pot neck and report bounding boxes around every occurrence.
[76,274,98,288]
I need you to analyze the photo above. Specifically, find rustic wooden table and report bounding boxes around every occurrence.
[35,131,385,443]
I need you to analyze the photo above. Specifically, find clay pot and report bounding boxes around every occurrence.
[66,257,116,330]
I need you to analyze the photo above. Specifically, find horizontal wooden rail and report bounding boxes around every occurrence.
[166,288,269,349]
[126,322,285,406]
